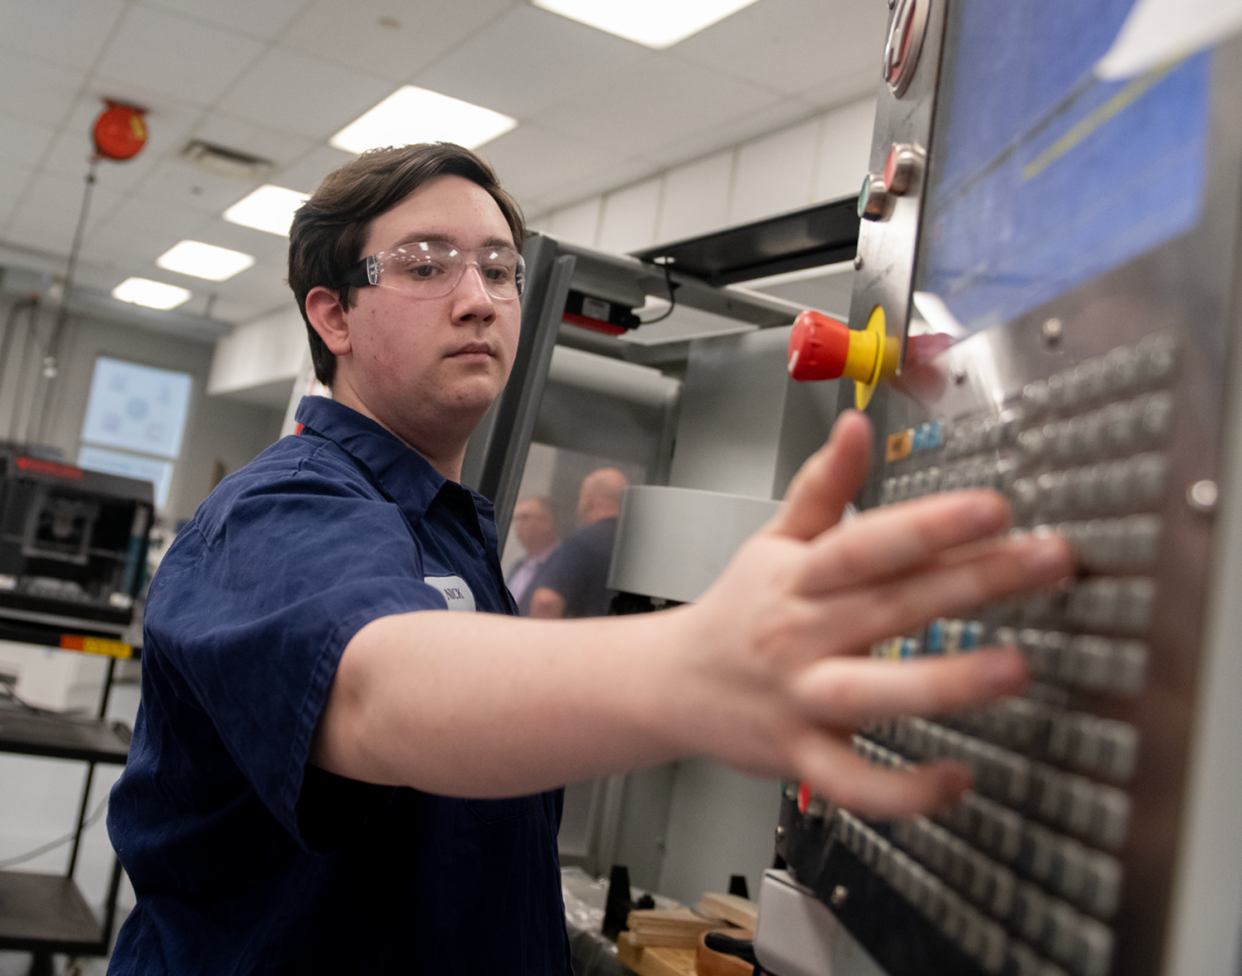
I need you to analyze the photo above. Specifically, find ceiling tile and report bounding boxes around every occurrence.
[532,54,784,161]
[0,159,37,220]
[215,47,393,141]
[795,73,881,115]
[0,0,127,73]
[0,52,84,127]
[274,144,357,196]
[673,0,887,100]
[281,0,518,82]
[96,5,265,108]
[7,212,122,266]
[412,5,648,121]
[476,124,635,210]
[135,159,267,218]
[0,114,58,169]
[141,0,313,41]
[77,222,175,271]
[191,114,317,169]
[88,194,203,263]
[641,96,816,173]
[538,157,661,217]
[8,171,125,230]
[190,216,292,265]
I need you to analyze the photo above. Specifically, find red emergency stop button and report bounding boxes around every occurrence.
[789,309,850,381]
[788,309,886,385]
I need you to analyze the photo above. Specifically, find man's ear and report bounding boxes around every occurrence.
[306,286,353,357]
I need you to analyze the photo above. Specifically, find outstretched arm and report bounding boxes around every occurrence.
[311,410,1073,820]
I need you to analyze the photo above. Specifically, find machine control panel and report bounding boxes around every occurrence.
[770,2,1242,975]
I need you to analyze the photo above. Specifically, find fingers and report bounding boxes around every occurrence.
[791,648,1029,727]
[791,733,972,820]
[815,533,1073,652]
[797,489,1013,595]
[769,411,872,542]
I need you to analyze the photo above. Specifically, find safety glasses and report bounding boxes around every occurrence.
[340,241,524,301]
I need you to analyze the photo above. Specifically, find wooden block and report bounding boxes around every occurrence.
[624,928,733,949]
[637,946,699,976]
[627,907,720,936]
[696,893,759,931]
[694,932,755,976]
[617,935,644,971]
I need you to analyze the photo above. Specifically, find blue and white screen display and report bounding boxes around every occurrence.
[919,0,1210,336]
[80,357,193,460]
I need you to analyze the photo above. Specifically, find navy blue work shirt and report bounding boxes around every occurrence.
[107,396,570,975]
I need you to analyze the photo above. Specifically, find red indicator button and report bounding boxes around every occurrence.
[798,781,811,814]
[883,143,924,196]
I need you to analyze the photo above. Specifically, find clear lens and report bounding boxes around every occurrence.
[374,242,523,300]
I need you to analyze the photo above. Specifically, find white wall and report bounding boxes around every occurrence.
[532,96,875,252]
[207,305,306,400]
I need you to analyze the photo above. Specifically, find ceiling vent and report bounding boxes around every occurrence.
[179,139,274,182]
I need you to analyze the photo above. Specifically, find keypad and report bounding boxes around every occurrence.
[824,334,1177,976]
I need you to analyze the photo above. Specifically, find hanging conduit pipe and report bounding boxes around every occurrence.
[1,296,41,443]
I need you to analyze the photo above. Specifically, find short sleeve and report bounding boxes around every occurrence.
[141,441,446,839]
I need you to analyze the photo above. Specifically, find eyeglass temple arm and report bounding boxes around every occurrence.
[340,255,379,289]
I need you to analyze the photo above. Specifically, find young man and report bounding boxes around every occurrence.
[106,144,1072,975]
[529,467,627,619]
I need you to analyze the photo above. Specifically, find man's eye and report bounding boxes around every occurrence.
[407,263,442,279]
[482,265,513,282]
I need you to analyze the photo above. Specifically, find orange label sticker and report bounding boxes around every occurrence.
[59,635,133,659]
[886,430,913,462]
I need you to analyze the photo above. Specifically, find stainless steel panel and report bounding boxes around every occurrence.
[848,0,948,357]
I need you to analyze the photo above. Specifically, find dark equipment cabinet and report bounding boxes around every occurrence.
[0,448,152,970]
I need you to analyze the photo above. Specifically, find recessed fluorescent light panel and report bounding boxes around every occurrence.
[112,278,192,311]
[330,86,518,154]
[532,0,760,49]
[157,240,255,281]
[223,184,310,237]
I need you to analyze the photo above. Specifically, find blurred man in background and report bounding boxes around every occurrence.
[506,495,559,615]
[529,468,627,619]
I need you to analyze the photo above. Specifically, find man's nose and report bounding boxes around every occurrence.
[453,263,497,319]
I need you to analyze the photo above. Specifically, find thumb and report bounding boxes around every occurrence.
[768,410,872,542]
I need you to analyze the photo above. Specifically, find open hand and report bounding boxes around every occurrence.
[685,410,1074,819]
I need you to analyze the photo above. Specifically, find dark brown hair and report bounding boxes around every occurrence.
[287,143,525,387]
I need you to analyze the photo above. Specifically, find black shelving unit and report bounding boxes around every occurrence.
[0,617,135,972]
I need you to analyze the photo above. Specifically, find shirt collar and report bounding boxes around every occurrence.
[293,396,492,543]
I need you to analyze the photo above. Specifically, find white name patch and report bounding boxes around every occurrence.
[424,575,476,612]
